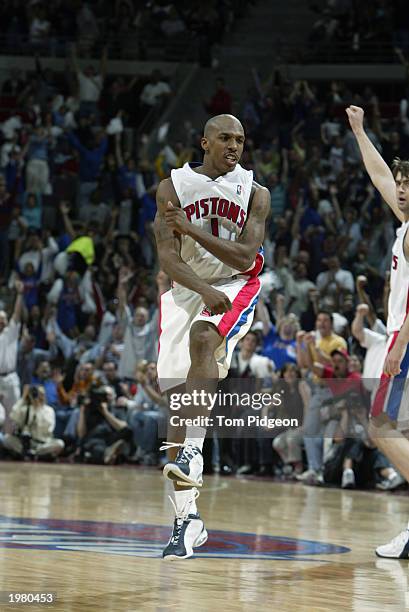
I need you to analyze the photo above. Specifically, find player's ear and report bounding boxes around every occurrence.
[201,136,209,153]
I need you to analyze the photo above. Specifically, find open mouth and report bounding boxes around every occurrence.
[225,154,237,165]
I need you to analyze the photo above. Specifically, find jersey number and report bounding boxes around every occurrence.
[211,218,219,237]
[392,255,398,270]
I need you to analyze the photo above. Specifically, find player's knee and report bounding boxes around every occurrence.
[189,327,218,359]
[368,416,393,447]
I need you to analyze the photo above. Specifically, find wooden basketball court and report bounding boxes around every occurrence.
[0,462,407,611]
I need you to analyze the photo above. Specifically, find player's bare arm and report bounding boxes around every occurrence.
[165,184,270,272]
[384,312,409,376]
[346,105,404,222]
[154,178,232,314]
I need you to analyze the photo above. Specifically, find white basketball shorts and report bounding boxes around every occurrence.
[157,274,261,392]
[371,330,409,430]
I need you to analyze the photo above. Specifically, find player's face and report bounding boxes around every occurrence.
[203,127,245,172]
[395,172,409,214]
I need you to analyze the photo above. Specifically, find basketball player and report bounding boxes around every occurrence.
[347,105,409,558]
[154,114,270,559]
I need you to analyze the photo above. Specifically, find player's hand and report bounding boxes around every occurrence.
[383,342,405,377]
[201,287,233,315]
[346,105,364,133]
[356,303,369,317]
[165,202,190,234]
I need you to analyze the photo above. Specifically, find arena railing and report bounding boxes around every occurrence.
[0,33,200,63]
[269,38,398,65]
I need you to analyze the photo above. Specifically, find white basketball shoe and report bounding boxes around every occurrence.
[376,528,409,559]
[162,489,208,561]
[160,442,204,487]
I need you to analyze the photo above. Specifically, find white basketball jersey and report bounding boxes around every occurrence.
[388,221,409,333]
[171,162,255,281]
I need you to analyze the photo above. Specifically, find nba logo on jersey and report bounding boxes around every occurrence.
[237,185,242,195]
[200,307,213,317]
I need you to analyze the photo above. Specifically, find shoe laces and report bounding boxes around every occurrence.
[159,441,200,464]
[168,488,200,544]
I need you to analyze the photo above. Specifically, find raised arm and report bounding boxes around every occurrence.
[164,183,270,272]
[59,201,76,239]
[346,105,403,222]
[154,178,232,314]
[355,275,376,328]
[351,303,369,345]
[12,279,24,323]
[117,266,133,317]
[254,297,271,337]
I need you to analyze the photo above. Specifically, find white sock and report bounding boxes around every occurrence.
[184,426,206,451]
[174,489,198,515]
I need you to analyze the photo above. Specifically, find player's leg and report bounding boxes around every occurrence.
[159,276,260,559]
[157,290,211,560]
[162,321,222,487]
[368,419,409,481]
[368,336,409,558]
[161,327,221,562]
[162,274,260,490]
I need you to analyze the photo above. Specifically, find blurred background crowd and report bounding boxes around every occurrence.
[0,0,407,496]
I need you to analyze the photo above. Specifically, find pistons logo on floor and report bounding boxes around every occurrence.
[0,516,349,560]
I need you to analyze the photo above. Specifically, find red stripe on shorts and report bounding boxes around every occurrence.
[244,252,264,277]
[217,276,260,337]
[371,330,399,417]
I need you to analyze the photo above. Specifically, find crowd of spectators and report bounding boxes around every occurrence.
[212,68,406,492]
[0,0,252,63]
[307,0,409,62]
[0,37,407,496]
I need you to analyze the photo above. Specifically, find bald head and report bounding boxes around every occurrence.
[201,114,245,173]
[204,114,244,138]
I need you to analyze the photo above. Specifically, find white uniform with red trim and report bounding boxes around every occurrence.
[371,221,409,429]
[157,162,264,392]
[387,221,409,334]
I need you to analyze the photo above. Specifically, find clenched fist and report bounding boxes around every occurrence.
[201,287,232,315]
[356,303,369,317]
[384,342,405,377]
[346,105,364,134]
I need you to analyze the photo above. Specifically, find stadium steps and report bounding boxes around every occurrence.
[161,0,315,142]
